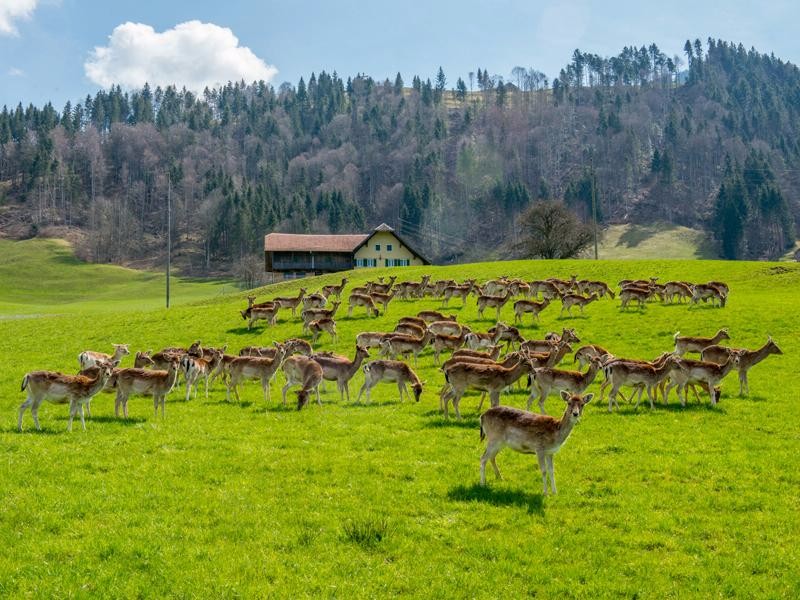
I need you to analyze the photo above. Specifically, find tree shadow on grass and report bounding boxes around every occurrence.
[448,483,544,515]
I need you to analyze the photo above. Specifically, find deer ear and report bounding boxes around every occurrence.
[582,393,594,404]
[560,390,571,402]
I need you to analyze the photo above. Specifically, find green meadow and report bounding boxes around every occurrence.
[1,240,798,597]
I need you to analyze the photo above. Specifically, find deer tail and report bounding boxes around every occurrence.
[673,331,680,341]
[21,374,29,392]
[479,414,486,441]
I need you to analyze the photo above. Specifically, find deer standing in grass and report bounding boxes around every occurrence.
[226,346,287,404]
[560,293,599,316]
[476,290,512,320]
[527,357,601,413]
[369,290,396,314]
[302,301,341,332]
[701,337,783,395]
[19,365,113,432]
[309,318,338,344]
[480,392,593,494]
[513,298,551,324]
[181,351,223,401]
[664,354,740,405]
[442,357,532,419]
[321,277,348,300]
[78,343,130,371]
[348,293,380,317]
[605,355,679,411]
[674,328,730,356]
[311,346,370,402]
[356,360,423,404]
[281,355,324,409]
[273,288,307,316]
[378,330,433,365]
[113,358,180,419]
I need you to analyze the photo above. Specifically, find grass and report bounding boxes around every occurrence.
[598,223,716,260]
[0,238,231,315]
[1,243,799,597]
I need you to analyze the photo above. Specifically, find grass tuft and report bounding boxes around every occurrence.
[341,515,392,549]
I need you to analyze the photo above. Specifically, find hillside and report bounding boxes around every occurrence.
[0,39,798,272]
[1,257,798,596]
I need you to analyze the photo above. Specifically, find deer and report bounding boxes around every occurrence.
[476,290,512,320]
[707,281,729,296]
[226,346,287,404]
[572,344,613,369]
[397,275,431,299]
[665,354,740,405]
[247,304,280,330]
[619,287,651,310]
[348,293,380,317]
[302,293,328,310]
[442,281,475,306]
[78,343,129,371]
[281,355,324,410]
[309,318,338,344]
[664,281,694,304]
[579,280,616,299]
[443,356,533,419]
[394,321,427,337]
[520,338,574,367]
[431,329,471,365]
[560,293,599,316]
[674,328,730,356]
[355,331,391,351]
[311,346,370,402]
[369,290,397,315]
[272,288,307,316]
[356,360,423,404]
[479,391,593,494]
[513,298,551,324]
[301,301,341,332]
[605,354,680,411]
[241,296,277,321]
[367,275,396,295]
[452,346,503,361]
[417,310,457,323]
[113,358,181,419]
[134,351,156,368]
[527,356,602,414]
[239,338,312,358]
[321,277,348,300]
[488,322,524,350]
[464,330,503,351]
[691,284,727,307]
[378,330,433,365]
[529,280,560,300]
[180,350,223,401]
[19,364,113,432]
[701,337,782,395]
[427,320,464,337]
[440,352,535,412]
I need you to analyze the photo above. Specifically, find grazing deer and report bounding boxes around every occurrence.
[605,355,679,410]
[464,330,503,351]
[580,280,616,299]
[247,304,280,330]
[560,293,599,316]
[443,356,532,419]
[356,360,423,403]
[665,354,740,405]
[701,337,782,395]
[348,293,380,317]
[370,290,397,314]
[272,288,307,316]
[309,318,338,344]
[311,346,370,402]
[663,281,694,304]
[181,351,223,401]
[356,331,391,351]
[321,277,348,300]
[226,346,287,404]
[674,328,730,356]
[78,343,129,371]
[528,357,601,413]
[707,281,729,296]
[513,298,551,324]
[394,321,427,337]
[302,301,341,332]
[479,392,593,493]
[379,330,433,365]
[417,310,457,323]
[113,358,180,419]
[691,283,727,307]
[302,293,328,310]
[427,320,464,337]
[281,355,324,410]
[619,287,651,310]
[572,344,612,369]
[477,290,512,320]
[19,365,113,432]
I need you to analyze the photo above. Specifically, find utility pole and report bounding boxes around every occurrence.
[166,171,171,308]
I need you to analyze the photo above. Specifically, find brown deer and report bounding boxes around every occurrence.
[605,354,680,410]
[181,351,223,401]
[674,328,730,355]
[113,358,180,419]
[443,357,532,419]
[348,293,380,317]
[488,322,524,350]
[665,354,740,405]
[427,320,464,337]
[19,365,113,432]
[311,346,370,402]
[560,293,599,316]
[281,355,324,410]
[417,310,457,323]
[309,318,338,344]
[78,343,129,371]
[356,360,423,403]
[476,290,512,320]
[355,331,391,351]
[226,346,287,404]
[321,277,348,300]
[527,357,601,413]
[529,280,560,300]
[369,290,397,314]
[479,392,593,493]
[367,275,397,295]
[431,329,471,365]
[619,287,651,310]
[134,351,156,368]
[302,293,328,310]
[663,281,694,303]
[272,288,307,316]
[247,304,280,330]
[442,281,475,306]
[701,337,782,395]
[394,322,427,337]
[301,301,341,332]
[464,330,503,351]
[397,315,428,329]
[378,330,433,365]
[513,298,551,323]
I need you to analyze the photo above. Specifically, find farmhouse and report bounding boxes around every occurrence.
[264,223,430,280]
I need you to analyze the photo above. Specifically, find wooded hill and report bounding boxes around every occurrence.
[0,38,797,270]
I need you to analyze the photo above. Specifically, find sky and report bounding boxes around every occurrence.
[1,0,799,109]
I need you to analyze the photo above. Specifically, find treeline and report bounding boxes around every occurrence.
[0,38,797,270]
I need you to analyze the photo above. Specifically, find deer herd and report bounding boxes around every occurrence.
[17,271,783,495]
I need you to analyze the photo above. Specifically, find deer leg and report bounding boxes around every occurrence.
[480,440,504,485]
[18,395,33,431]
[85,402,92,418]
[546,454,557,495]
[489,390,501,408]
[739,370,747,396]
[397,382,406,402]
[476,392,486,413]
[315,385,322,406]
[453,391,464,420]
[537,385,549,414]
[79,404,87,431]
[355,382,367,404]
[281,382,292,406]
[536,452,548,494]
[609,384,621,412]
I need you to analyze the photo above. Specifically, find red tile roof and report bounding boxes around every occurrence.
[264,233,369,252]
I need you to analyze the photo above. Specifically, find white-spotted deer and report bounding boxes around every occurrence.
[348,293,380,317]
[311,346,370,402]
[479,391,593,494]
[321,277,348,300]
[527,357,601,413]
[78,344,129,371]
[281,355,324,410]
[113,358,181,419]
[442,356,532,419]
[674,328,730,356]
[226,346,287,404]
[701,337,782,395]
[356,360,423,403]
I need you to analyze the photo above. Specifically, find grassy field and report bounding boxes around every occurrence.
[1,246,799,597]
[0,238,231,316]
[597,223,716,260]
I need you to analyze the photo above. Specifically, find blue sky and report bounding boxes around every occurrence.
[2,0,799,109]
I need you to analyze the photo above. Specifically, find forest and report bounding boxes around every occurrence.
[0,38,797,271]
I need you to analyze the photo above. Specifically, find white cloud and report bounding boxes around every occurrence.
[84,20,278,92]
[0,0,39,36]
[8,66,25,76]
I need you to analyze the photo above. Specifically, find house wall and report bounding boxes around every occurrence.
[353,231,424,268]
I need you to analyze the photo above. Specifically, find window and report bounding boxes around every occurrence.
[355,258,377,267]
[386,244,393,252]
[385,258,410,267]
[375,244,381,251]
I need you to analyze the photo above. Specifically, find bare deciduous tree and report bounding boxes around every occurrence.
[515,201,594,259]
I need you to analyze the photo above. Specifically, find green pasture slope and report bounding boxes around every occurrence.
[1,249,799,597]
